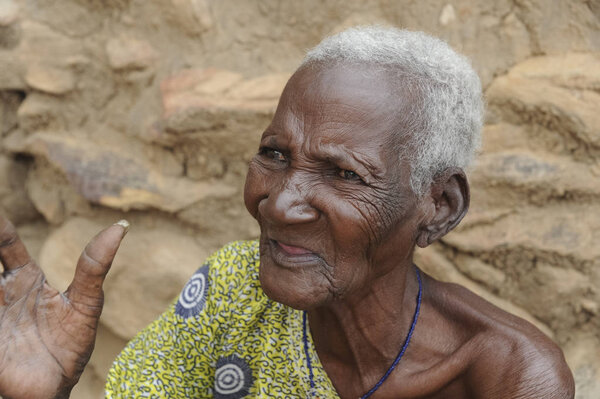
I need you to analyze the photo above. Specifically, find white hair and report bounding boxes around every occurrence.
[302,26,484,196]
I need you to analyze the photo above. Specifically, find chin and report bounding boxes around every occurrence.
[258,259,330,310]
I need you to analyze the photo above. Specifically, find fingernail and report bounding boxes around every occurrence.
[114,219,130,236]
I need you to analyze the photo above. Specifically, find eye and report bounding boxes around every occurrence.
[337,169,363,182]
[259,147,287,162]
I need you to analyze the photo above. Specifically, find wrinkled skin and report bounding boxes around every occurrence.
[244,63,575,398]
[0,217,126,399]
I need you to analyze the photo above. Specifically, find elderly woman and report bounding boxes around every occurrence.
[0,27,574,399]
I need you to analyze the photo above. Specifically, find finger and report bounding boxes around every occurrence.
[0,214,33,272]
[66,220,129,312]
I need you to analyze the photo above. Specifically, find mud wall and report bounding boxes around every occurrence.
[0,1,598,398]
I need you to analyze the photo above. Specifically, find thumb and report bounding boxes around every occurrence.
[66,220,129,315]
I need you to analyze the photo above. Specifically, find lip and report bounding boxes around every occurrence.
[276,241,313,255]
[266,238,324,269]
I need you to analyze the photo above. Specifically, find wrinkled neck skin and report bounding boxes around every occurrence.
[307,248,421,397]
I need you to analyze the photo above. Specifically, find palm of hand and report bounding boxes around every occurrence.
[0,217,127,399]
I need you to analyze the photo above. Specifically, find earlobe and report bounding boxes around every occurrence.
[416,229,429,248]
[416,168,469,248]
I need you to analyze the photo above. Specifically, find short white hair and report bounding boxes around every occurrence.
[302,26,484,196]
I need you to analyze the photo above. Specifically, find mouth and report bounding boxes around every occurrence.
[276,241,313,255]
[265,238,323,269]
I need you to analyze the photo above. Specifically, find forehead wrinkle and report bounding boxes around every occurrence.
[310,139,385,178]
[313,100,388,129]
[264,101,307,150]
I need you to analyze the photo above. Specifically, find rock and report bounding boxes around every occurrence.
[564,334,600,399]
[0,51,25,89]
[439,4,456,26]
[0,89,23,134]
[453,253,506,291]
[524,262,594,332]
[0,0,19,49]
[446,204,600,262]
[506,53,600,91]
[414,244,554,338]
[16,93,60,133]
[0,154,39,224]
[488,77,600,150]
[443,204,600,336]
[0,0,18,27]
[17,20,83,67]
[72,57,116,109]
[14,220,50,259]
[169,0,214,35]
[26,157,91,225]
[176,193,260,248]
[0,24,20,50]
[26,0,100,37]
[227,73,289,101]
[186,151,226,179]
[165,68,243,97]
[39,217,212,340]
[486,54,600,159]
[513,0,600,53]
[23,133,236,213]
[25,63,75,94]
[469,151,600,207]
[105,36,158,70]
[159,68,287,134]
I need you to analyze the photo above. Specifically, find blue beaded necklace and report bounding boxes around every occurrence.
[303,267,423,399]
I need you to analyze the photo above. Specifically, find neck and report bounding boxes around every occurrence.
[307,259,421,396]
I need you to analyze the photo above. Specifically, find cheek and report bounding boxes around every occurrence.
[326,189,399,247]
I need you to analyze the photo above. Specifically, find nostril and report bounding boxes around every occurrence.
[285,203,318,222]
[259,189,318,225]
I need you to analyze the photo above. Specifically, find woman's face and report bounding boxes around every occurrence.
[244,63,425,310]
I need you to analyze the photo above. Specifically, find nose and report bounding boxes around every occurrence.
[258,175,319,225]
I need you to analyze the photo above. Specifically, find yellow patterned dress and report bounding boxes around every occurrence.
[105,240,340,398]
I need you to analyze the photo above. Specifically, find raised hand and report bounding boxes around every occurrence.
[0,216,128,399]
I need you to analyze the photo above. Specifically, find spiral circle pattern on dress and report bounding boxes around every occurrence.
[175,265,209,318]
[214,355,253,399]
[215,364,244,394]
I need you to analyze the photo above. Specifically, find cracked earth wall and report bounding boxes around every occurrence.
[0,1,598,398]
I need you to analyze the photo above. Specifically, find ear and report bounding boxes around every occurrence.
[415,167,470,248]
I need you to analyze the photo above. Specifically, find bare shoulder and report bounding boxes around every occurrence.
[426,277,575,399]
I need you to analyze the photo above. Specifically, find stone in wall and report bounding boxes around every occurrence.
[21,133,236,214]
[486,54,600,161]
[105,36,158,71]
[159,68,287,136]
[0,0,20,50]
[18,21,81,93]
[25,157,92,225]
[0,153,38,224]
[415,245,554,338]
[0,90,22,135]
[168,0,214,35]
[14,93,63,133]
[0,0,19,27]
